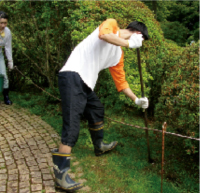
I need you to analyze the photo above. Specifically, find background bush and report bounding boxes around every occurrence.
[0,1,198,154]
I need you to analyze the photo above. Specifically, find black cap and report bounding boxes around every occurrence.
[126,21,149,40]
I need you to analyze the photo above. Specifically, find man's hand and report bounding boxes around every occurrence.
[128,34,144,49]
[8,60,13,70]
[135,97,149,109]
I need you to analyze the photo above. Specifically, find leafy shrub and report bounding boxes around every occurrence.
[63,1,164,110]
[160,21,189,47]
[154,41,199,154]
[0,1,72,88]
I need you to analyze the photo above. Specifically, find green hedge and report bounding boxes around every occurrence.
[63,1,164,110]
[154,41,199,154]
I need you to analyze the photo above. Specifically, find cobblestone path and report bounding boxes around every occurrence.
[0,103,90,193]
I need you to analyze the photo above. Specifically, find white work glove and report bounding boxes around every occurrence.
[128,34,144,48]
[135,97,149,109]
[8,60,13,70]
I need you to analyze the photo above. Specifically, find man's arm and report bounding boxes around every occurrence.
[121,87,137,102]
[99,33,129,47]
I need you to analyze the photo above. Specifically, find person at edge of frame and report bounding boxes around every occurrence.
[0,11,13,105]
[52,18,149,192]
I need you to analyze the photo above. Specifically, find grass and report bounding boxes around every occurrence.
[2,90,199,193]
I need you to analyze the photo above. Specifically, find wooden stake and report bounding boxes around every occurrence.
[161,122,167,193]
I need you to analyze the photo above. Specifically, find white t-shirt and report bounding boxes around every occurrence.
[60,20,122,90]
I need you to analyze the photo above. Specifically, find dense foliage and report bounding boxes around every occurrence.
[64,1,163,109]
[0,1,198,154]
[154,42,199,154]
[1,1,72,88]
[143,1,199,46]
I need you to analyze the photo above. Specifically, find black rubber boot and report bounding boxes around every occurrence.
[52,149,83,192]
[3,88,12,105]
[89,123,118,156]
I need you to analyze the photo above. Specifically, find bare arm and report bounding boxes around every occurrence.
[99,33,129,47]
[122,87,137,102]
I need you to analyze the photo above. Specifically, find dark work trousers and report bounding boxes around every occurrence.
[58,71,104,147]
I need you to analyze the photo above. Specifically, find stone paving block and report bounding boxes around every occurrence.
[29,145,38,151]
[0,141,6,146]
[44,153,52,158]
[31,184,42,192]
[16,159,26,165]
[3,151,12,157]
[26,160,37,167]
[1,148,10,152]
[18,164,28,171]
[45,186,56,193]
[16,138,26,145]
[0,179,6,186]
[43,180,55,186]
[0,137,5,141]
[38,144,48,150]
[7,181,18,187]
[8,169,18,175]
[6,136,15,141]
[19,168,29,175]
[19,181,30,189]
[31,178,42,184]
[6,159,14,166]
[36,158,47,164]
[43,174,54,180]
[0,174,7,180]
[31,171,41,178]
[11,146,20,152]
[0,144,9,149]
[0,186,6,191]
[7,187,18,193]
[1,144,9,149]
[41,148,50,154]
[25,156,35,162]
[31,150,41,155]
[39,163,49,169]
[13,151,24,159]
[8,174,18,181]
[0,169,7,174]
[27,140,37,146]
[41,168,51,174]
[29,166,40,172]
[13,134,22,138]
[20,174,29,181]
[0,158,5,163]
[23,152,33,158]
[8,140,18,147]
[19,188,30,193]
[18,144,28,149]
[7,163,17,170]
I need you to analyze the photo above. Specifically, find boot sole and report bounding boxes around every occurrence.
[95,142,118,156]
[55,183,83,192]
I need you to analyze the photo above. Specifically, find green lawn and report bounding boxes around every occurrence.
[2,91,198,193]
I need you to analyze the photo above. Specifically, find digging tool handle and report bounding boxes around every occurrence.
[136,48,152,163]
